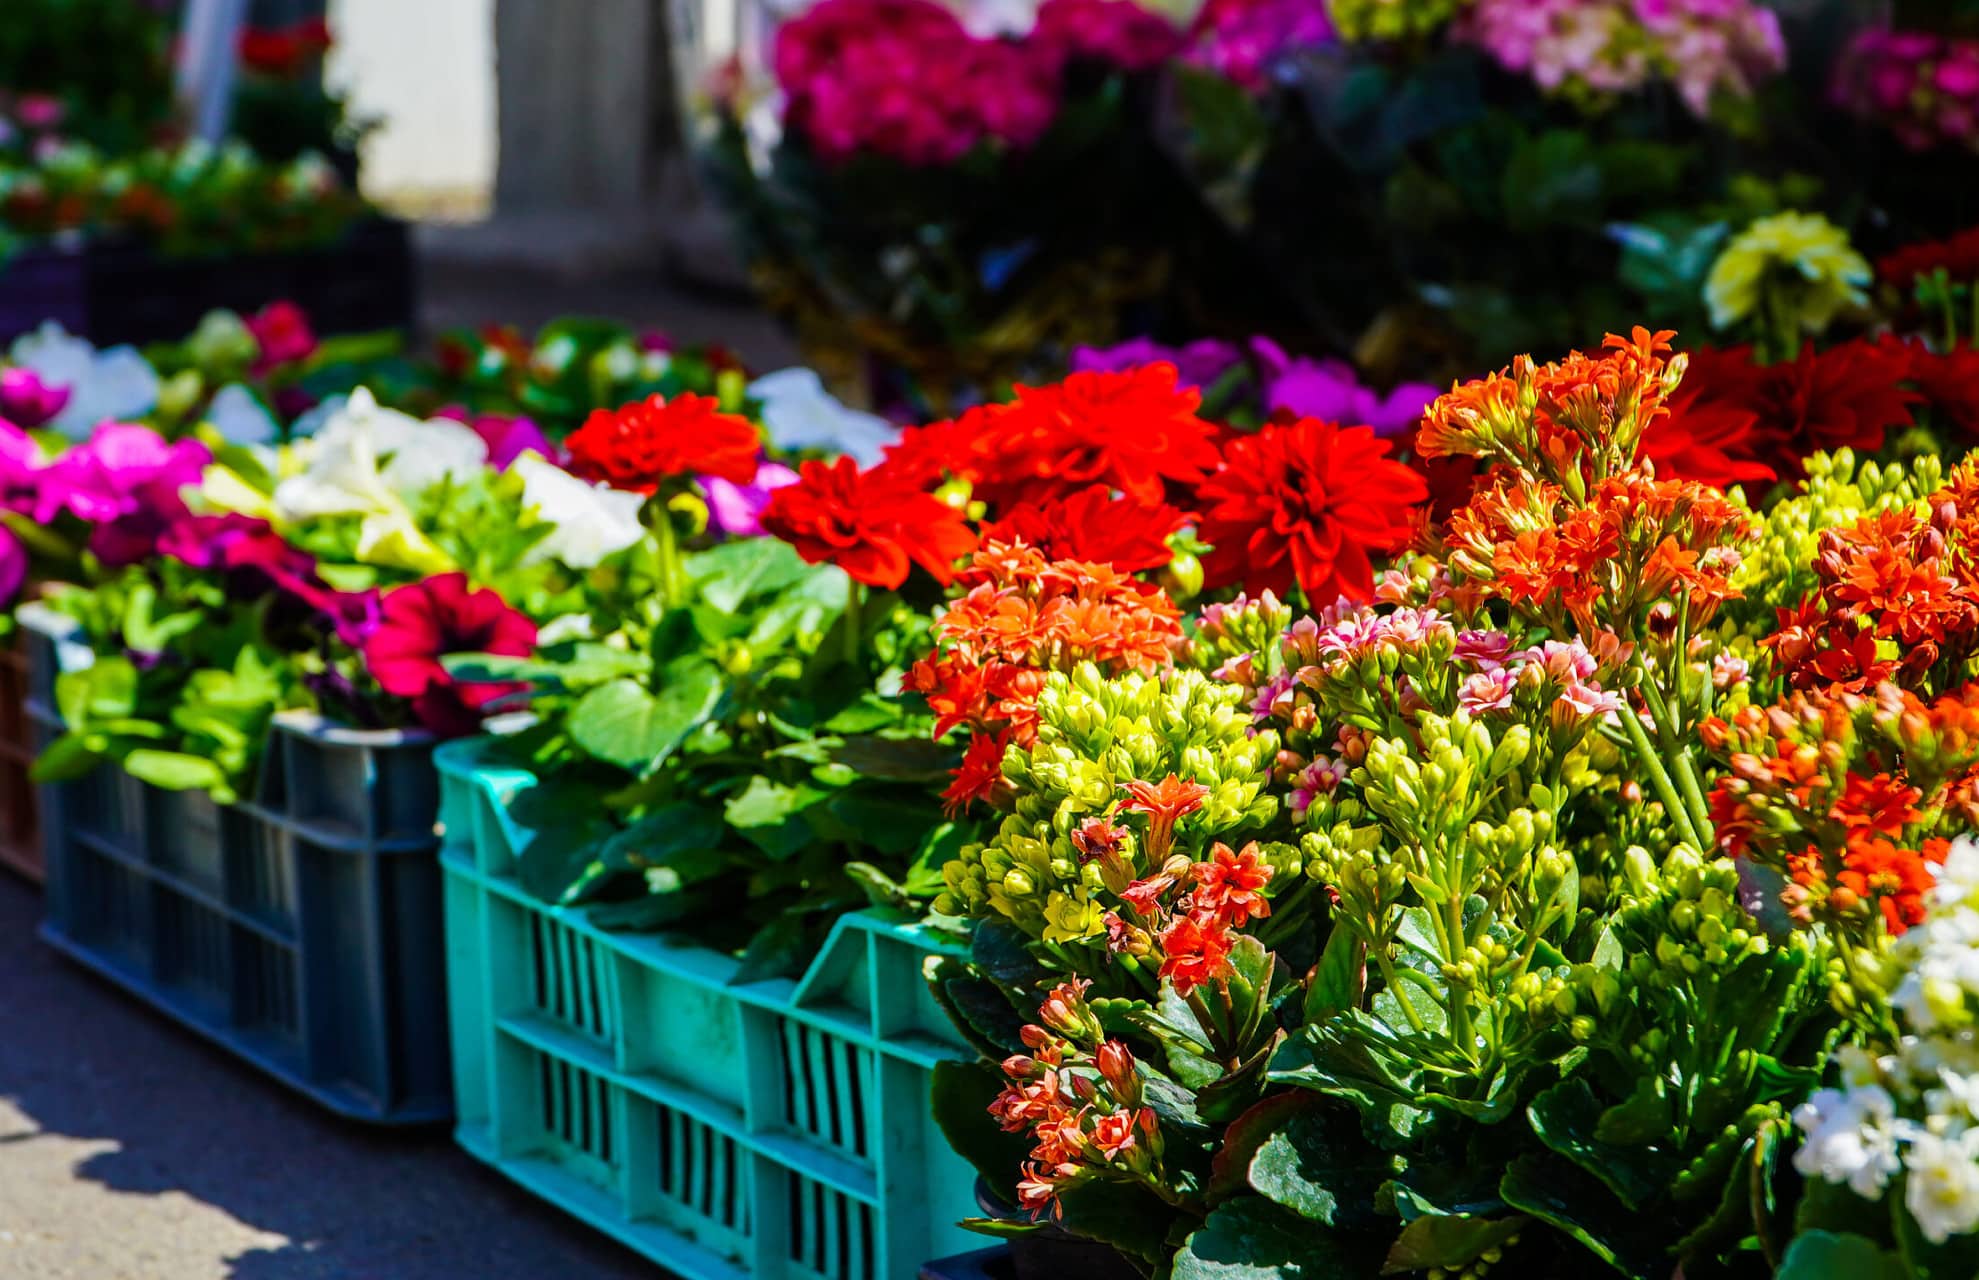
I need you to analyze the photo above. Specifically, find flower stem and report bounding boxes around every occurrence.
[651,502,684,609]
[843,576,862,669]
[1619,696,1706,850]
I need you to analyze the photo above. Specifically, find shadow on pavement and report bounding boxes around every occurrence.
[0,871,663,1280]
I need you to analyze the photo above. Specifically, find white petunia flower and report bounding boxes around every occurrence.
[1903,1126,1979,1244]
[1793,1085,1903,1199]
[11,322,161,437]
[205,384,280,445]
[512,453,645,570]
[749,367,898,465]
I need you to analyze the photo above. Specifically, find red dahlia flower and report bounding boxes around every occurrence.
[565,394,762,493]
[1197,417,1426,604]
[967,364,1223,512]
[759,456,977,589]
[363,573,537,737]
[1676,341,1919,478]
[978,484,1184,573]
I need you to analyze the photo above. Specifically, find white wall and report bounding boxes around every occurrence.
[325,0,496,212]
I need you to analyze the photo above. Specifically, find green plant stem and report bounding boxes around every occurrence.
[1374,951,1428,1036]
[651,503,684,609]
[1634,669,1715,841]
[843,577,862,669]
[1619,698,1706,850]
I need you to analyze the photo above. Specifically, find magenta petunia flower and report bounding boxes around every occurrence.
[435,405,559,470]
[1250,338,1439,437]
[0,367,71,428]
[158,512,382,647]
[1071,338,1242,390]
[702,460,801,537]
[245,301,320,376]
[39,423,211,565]
[362,572,537,737]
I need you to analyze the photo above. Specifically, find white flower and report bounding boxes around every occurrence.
[512,454,645,570]
[1793,1085,1904,1199]
[274,389,488,520]
[1892,908,1979,1033]
[1904,1126,1979,1244]
[205,384,279,445]
[288,392,346,440]
[749,367,898,465]
[12,322,161,437]
[1935,837,1979,910]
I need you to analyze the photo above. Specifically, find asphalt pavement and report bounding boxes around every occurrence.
[0,869,664,1280]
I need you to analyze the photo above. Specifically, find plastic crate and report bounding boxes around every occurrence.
[0,629,41,880]
[437,737,982,1280]
[23,606,451,1124]
[0,219,416,346]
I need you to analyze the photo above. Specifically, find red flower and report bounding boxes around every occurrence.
[978,484,1184,573]
[1887,337,1979,438]
[565,394,762,492]
[245,301,319,375]
[761,456,977,589]
[1642,366,1778,489]
[1122,774,1210,862]
[968,365,1223,512]
[942,730,1013,815]
[1192,841,1274,927]
[1877,226,1979,290]
[1197,417,1426,603]
[363,573,537,737]
[1157,915,1234,996]
[1677,341,1920,478]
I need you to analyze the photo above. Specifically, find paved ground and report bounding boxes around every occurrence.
[0,870,669,1280]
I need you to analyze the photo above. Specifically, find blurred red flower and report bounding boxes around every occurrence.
[759,456,977,589]
[363,573,537,737]
[565,393,762,492]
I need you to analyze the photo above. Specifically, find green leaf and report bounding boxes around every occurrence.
[1777,1231,1907,1280]
[683,536,813,613]
[1247,1103,1387,1230]
[507,782,618,902]
[1173,1197,1378,1280]
[930,1059,1034,1201]
[1305,925,1364,1024]
[724,776,825,860]
[120,749,228,794]
[1056,1179,1191,1268]
[971,919,1048,991]
[1526,1077,1673,1210]
[826,734,956,782]
[1499,1152,1657,1276]
[567,661,723,772]
[824,788,941,856]
[1382,1214,1527,1275]
[593,805,726,892]
[1593,1077,1671,1146]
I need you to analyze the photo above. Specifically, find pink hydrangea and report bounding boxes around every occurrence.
[1463,0,1785,117]
[1832,28,1979,151]
[774,0,1063,166]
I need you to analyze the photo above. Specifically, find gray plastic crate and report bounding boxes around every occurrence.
[22,605,451,1124]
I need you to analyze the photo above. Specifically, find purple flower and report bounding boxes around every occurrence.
[0,367,70,428]
[1250,338,1439,437]
[0,527,23,608]
[703,461,801,537]
[1187,0,1333,92]
[1072,338,1242,391]
[436,406,559,470]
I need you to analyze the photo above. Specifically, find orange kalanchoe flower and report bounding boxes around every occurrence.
[908,541,1184,812]
[1121,775,1211,862]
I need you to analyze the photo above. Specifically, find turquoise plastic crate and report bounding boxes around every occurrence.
[437,738,982,1280]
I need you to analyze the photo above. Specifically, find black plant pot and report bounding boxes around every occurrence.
[940,1180,1145,1280]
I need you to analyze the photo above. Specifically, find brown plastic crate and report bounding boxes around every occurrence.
[0,632,40,882]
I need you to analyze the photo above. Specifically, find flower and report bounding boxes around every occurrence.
[1185,0,1334,91]
[978,484,1184,573]
[1122,774,1210,861]
[274,388,488,520]
[1904,1128,1979,1243]
[1792,1084,1903,1199]
[363,573,537,737]
[204,384,280,445]
[760,456,977,588]
[1033,0,1184,69]
[434,406,558,470]
[1157,914,1234,995]
[966,365,1223,512]
[1250,339,1438,437]
[0,366,69,427]
[244,300,319,374]
[1672,340,1919,479]
[0,526,23,607]
[748,368,900,465]
[1070,338,1241,390]
[1704,212,1871,333]
[511,454,647,569]
[565,393,762,492]
[1192,841,1274,926]
[1197,416,1426,603]
[10,322,160,438]
[702,460,802,538]
[39,422,211,564]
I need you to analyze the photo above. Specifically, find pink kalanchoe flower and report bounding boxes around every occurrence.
[1517,639,1600,685]
[1290,754,1348,819]
[245,301,319,375]
[1555,678,1624,724]
[702,460,801,538]
[1712,651,1750,690]
[1455,629,1514,669]
[363,572,537,738]
[1458,667,1519,716]
[1249,671,1296,724]
[0,367,70,428]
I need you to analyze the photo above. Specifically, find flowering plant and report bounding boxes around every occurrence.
[693,0,1215,410]
[919,327,1979,1277]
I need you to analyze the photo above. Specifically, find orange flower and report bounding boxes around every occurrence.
[1158,914,1235,996]
[1192,841,1275,927]
[1122,774,1211,861]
